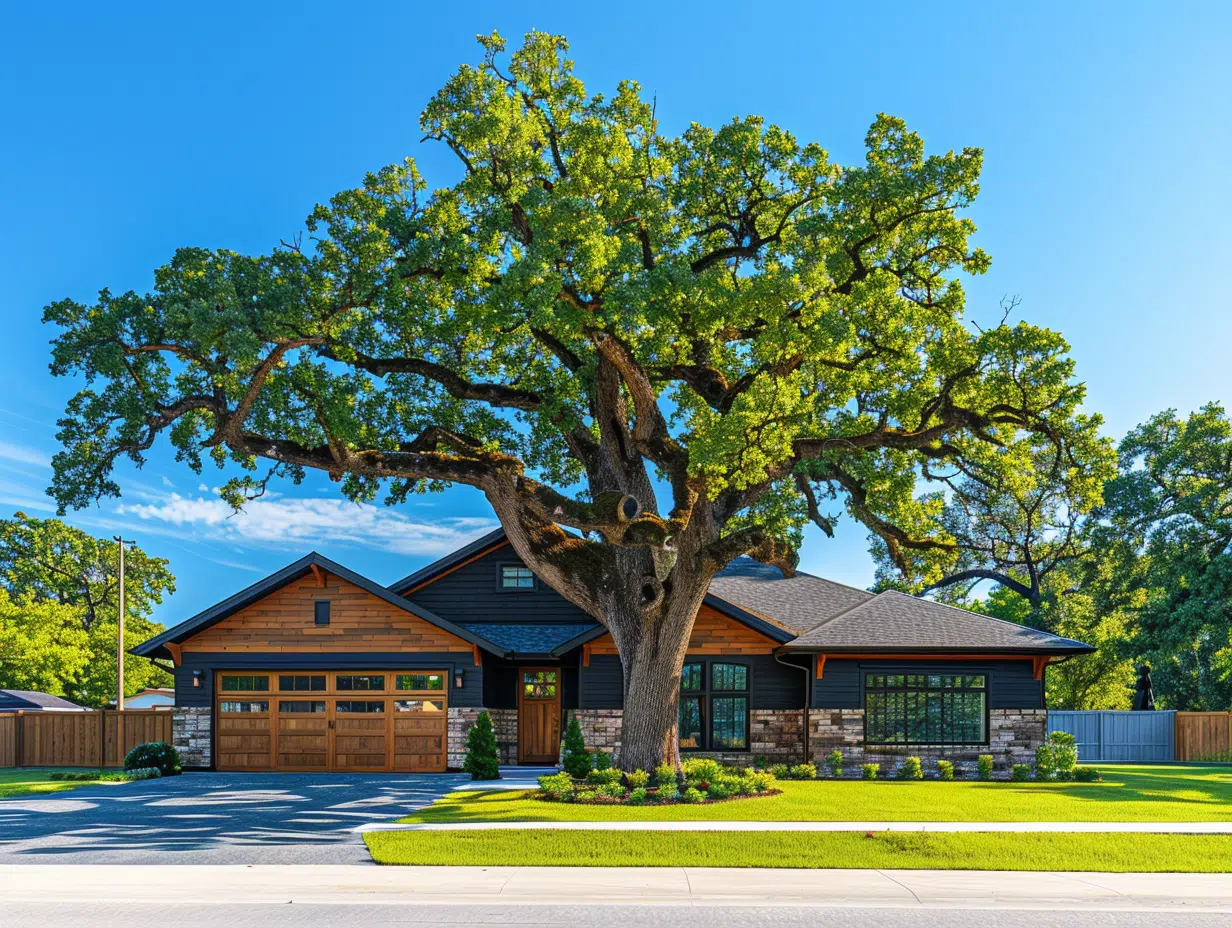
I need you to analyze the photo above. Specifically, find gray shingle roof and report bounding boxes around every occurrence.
[784,590,1094,653]
[462,622,599,655]
[0,689,85,711]
[708,557,876,635]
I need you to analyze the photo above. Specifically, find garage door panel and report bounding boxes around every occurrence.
[216,670,447,772]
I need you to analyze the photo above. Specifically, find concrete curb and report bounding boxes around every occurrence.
[355,819,1232,834]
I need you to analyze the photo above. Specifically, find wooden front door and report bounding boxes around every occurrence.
[518,667,561,764]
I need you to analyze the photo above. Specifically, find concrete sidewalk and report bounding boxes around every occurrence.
[2,864,1230,910]
[358,819,1232,834]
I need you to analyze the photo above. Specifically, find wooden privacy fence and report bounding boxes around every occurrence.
[0,710,172,768]
[1176,711,1232,761]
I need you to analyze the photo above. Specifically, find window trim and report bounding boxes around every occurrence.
[679,658,751,753]
[496,562,537,592]
[862,670,990,746]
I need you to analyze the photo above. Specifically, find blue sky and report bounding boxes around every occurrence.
[1,1,1229,629]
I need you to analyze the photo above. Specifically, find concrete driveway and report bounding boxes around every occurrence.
[0,768,547,864]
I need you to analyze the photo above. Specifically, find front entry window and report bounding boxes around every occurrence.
[679,661,750,751]
[523,670,558,699]
[864,673,987,745]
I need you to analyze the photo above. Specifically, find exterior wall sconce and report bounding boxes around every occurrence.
[454,669,465,689]
[192,670,202,688]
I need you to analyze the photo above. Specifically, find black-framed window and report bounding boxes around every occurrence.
[499,565,536,589]
[334,700,385,713]
[314,600,330,626]
[278,700,326,713]
[679,661,750,751]
[864,673,988,745]
[396,673,444,691]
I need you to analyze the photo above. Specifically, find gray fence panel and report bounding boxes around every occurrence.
[1047,710,1175,762]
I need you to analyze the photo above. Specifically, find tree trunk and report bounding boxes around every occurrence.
[604,561,711,772]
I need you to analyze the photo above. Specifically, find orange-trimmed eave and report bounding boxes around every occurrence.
[583,604,781,666]
[808,653,1056,681]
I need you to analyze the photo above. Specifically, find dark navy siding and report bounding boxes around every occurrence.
[404,544,595,626]
[811,658,1044,710]
[579,654,624,709]
[173,651,485,709]
[577,653,807,710]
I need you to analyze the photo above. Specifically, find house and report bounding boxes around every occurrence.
[115,687,175,709]
[132,528,1092,773]
[0,689,85,711]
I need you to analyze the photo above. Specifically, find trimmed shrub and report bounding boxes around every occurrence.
[121,766,162,781]
[936,760,955,781]
[862,763,880,780]
[770,763,789,778]
[538,771,575,801]
[462,711,501,780]
[597,782,626,801]
[626,769,650,789]
[594,750,613,771]
[124,742,181,776]
[1011,763,1032,782]
[706,782,730,800]
[977,755,994,781]
[654,763,677,788]
[753,754,769,770]
[682,758,723,783]
[747,771,776,793]
[681,786,705,803]
[786,762,817,780]
[51,771,101,782]
[1074,766,1103,783]
[561,718,592,779]
[897,756,924,780]
[656,786,679,801]
[587,767,623,786]
[575,789,597,802]
[1035,731,1079,781]
[825,749,844,778]
[628,787,649,803]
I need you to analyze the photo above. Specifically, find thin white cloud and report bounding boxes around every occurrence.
[0,440,48,468]
[161,475,176,488]
[116,493,498,557]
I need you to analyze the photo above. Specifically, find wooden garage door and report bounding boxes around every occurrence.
[216,671,447,772]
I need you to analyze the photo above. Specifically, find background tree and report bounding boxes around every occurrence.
[1100,404,1232,709]
[0,512,174,704]
[43,31,1096,767]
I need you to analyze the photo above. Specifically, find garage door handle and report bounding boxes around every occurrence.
[328,720,335,730]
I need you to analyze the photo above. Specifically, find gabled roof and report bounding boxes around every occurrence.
[387,527,507,595]
[464,622,599,657]
[708,557,876,635]
[782,589,1095,654]
[132,552,507,660]
[0,689,84,711]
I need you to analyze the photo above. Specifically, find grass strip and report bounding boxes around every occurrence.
[0,768,122,799]
[402,765,1232,824]
[365,829,1232,871]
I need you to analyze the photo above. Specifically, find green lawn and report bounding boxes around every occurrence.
[401,765,1232,824]
[0,767,120,799]
[364,829,1232,871]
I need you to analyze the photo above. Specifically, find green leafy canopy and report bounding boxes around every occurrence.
[42,30,1095,622]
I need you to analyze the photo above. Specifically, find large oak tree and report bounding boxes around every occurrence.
[44,32,1095,768]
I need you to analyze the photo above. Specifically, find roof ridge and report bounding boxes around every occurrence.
[877,589,1090,646]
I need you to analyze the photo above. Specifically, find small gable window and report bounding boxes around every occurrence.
[314,600,330,626]
[500,565,536,590]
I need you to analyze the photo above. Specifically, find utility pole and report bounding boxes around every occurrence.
[114,536,130,712]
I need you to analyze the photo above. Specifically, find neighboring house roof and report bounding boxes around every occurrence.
[0,689,84,711]
[132,551,507,660]
[708,557,876,635]
[388,527,507,594]
[463,622,599,656]
[783,589,1094,655]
